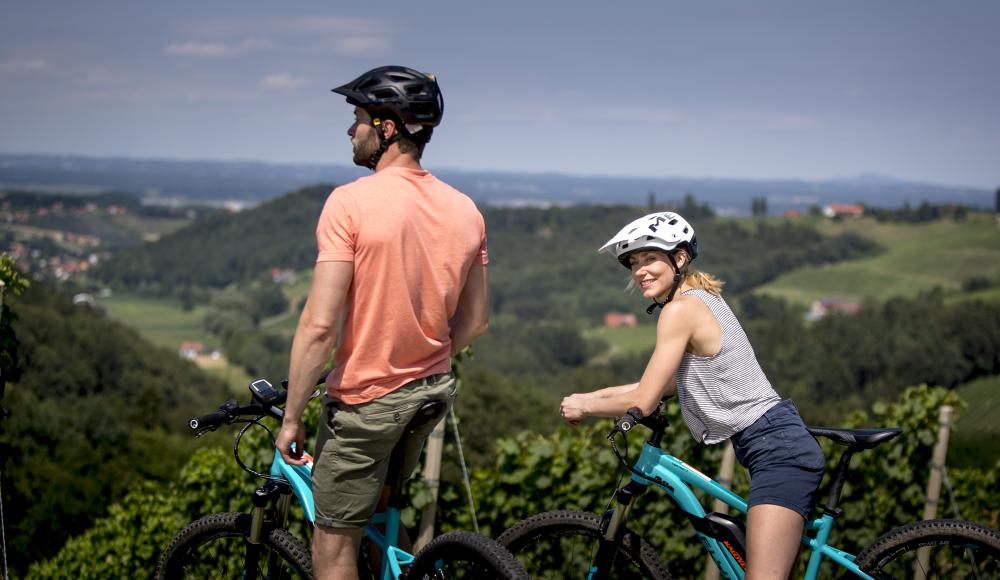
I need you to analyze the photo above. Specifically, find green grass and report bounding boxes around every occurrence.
[755,214,1000,306]
[586,324,656,361]
[950,375,1000,469]
[260,270,312,336]
[99,294,251,395]
[954,375,1000,436]
[99,295,215,349]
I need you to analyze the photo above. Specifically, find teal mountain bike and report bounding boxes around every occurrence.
[498,405,999,579]
[155,374,527,579]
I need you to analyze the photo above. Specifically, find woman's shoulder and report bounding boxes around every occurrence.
[660,293,710,323]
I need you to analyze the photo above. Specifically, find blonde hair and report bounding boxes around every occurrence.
[676,247,725,296]
[683,269,725,296]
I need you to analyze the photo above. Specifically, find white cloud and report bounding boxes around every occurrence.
[261,73,305,90]
[162,38,274,58]
[163,41,233,57]
[577,105,688,124]
[0,59,48,72]
[79,66,127,87]
[333,36,391,55]
[718,108,822,131]
[765,114,821,130]
[239,37,276,52]
[280,16,382,34]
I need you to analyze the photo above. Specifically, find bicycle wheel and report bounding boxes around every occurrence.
[407,530,529,579]
[497,510,670,579]
[155,512,313,579]
[854,519,999,579]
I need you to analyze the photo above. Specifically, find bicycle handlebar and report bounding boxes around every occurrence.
[608,403,670,439]
[188,371,330,435]
[611,407,644,436]
[189,409,230,431]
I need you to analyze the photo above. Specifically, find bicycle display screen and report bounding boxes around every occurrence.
[250,379,280,402]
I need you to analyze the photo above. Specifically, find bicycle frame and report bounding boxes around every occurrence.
[631,442,873,580]
[270,450,415,580]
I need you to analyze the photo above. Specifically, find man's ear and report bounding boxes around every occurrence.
[380,118,397,138]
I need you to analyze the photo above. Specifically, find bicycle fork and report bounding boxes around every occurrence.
[244,479,294,580]
[591,480,648,580]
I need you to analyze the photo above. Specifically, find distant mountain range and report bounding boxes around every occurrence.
[0,153,993,215]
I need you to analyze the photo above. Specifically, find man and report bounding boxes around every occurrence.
[275,66,490,579]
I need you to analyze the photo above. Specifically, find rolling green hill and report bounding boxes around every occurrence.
[1,282,231,573]
[951,374,1000,469]
[755,213,1000,305]
[93,184,332,290]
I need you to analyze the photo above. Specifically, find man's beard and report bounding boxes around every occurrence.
[352,134,379,167]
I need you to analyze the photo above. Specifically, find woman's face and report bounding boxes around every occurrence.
[627,249,676,301]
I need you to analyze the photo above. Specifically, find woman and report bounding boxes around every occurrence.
[560,211,824,579]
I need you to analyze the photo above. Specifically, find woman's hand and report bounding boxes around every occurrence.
[560,394,589,425]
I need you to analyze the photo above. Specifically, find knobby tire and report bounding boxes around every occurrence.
[407,530,529,579]
[854,518,999,579]
[155,512,313,579]
[497,510,670,579]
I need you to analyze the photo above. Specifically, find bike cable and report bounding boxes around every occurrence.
[233,417,287,483]
[610,427,674,491]
[448,405,479,533]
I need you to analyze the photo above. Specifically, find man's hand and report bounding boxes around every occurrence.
[276,419,308,465]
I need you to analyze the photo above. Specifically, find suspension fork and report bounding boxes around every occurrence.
[590,480,648,580]
[244,479,291,579]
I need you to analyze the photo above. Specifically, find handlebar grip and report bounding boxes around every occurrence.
[616,407,644,432]
[189,410,228,431]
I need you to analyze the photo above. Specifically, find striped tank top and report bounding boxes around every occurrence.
[674,288,780,444]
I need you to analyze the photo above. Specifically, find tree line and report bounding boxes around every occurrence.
[90,189,880,326]
[0,280,230,574]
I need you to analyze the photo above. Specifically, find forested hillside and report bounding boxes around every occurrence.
[484,204,879,323]
[0,281,230,574]
[93,184,333,291]
[93,188,880,325]
[78,186,999,463]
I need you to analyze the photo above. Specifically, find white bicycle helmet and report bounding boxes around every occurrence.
[599,212,699,269]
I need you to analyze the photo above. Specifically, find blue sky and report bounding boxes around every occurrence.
[1,1,998,188]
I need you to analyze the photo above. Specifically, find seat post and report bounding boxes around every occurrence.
[821,448,857,516]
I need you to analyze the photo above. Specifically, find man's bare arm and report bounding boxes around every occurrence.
[450,263,489,356]
[276,261,353,463]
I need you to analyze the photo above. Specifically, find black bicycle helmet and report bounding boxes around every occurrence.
[332,66,443,132]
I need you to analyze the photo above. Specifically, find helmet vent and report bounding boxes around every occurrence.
[358,79,380,90]
[668,219,677,225]
[373,89,397,100]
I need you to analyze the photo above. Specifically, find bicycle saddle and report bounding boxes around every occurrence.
[806,427,902,449]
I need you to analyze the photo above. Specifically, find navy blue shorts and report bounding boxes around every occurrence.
[731,400,825,520]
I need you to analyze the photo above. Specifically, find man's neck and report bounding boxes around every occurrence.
[373,146,422,172]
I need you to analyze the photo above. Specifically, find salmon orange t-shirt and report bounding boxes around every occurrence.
[316,166,488,404]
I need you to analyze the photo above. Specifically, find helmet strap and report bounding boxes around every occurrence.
[364,117,402,170]
[646,252,684,315]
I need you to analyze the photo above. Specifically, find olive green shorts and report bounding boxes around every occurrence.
[312,372,456,529]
